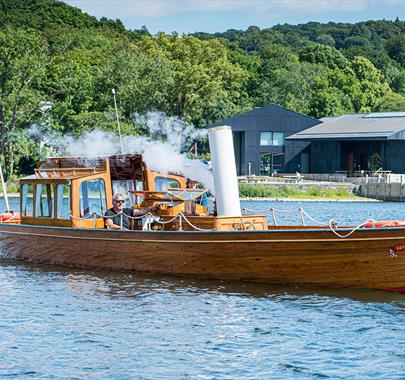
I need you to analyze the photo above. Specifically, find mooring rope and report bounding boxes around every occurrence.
[328,219,374,238]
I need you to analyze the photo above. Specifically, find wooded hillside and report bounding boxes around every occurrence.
[0,0,404,178]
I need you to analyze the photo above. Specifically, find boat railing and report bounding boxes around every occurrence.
[242,206,324,226]
[69,211,220,232]
[242,206,379,238]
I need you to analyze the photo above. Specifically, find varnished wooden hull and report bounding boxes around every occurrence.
[0,224,404,291]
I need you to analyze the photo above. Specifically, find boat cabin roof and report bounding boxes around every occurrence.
[19,154,184,183]
[41,154,144,180]
[20,154,147,182]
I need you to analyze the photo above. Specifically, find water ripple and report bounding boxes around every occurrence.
[0,200,405,378]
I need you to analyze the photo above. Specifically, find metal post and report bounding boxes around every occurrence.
[248,162,251,177]
[0,159,10,211]
[271,208,277,226]
[112,88,125,154]
[270,153,274,176]
[298,208,305,226]
[178,214,183,231]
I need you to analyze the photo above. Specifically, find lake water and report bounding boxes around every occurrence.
[0,198,404,378]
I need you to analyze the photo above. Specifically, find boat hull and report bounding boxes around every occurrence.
[0,224,404,291]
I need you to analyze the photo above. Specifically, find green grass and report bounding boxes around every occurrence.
[0,182,20,193]
[239,183,356,199]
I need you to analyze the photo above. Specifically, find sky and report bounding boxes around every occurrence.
[62,0,405,34]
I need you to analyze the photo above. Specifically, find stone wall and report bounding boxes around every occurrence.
[359,182,405,201]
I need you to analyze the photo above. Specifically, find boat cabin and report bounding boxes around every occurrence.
[19,154,189,229]
[15,153,267,232]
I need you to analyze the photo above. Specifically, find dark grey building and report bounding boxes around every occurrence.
[288,112,405,173]
[208,104,321,175]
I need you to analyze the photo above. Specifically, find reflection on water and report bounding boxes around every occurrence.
[1,198,405,378]
[0,257,404,379]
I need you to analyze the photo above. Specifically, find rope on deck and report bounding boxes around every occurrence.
[242,206,379,238]
[69,211,217,231]
[328,219,374,238]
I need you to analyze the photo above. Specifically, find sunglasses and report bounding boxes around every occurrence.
[114,200,125,204]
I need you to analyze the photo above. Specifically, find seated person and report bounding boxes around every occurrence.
[105,193,159,230]
[186,178,210,209]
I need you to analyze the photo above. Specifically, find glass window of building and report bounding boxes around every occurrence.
[35,183,54,218]
[56,183,71,219]
[260,132,273,146]
[79,179,107,217]
[260,132,285,146]
[273,132,285,146]
[21,184,34,216]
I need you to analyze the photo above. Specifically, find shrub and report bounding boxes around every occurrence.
[239,183,354,198]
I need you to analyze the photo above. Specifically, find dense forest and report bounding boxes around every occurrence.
[0,0,404,178]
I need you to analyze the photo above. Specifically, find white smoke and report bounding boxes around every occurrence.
[134,111,207,148]
[28,112,214,192]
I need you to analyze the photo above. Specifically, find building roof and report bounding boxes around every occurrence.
[288,112,405,141]
[206,103,319,128]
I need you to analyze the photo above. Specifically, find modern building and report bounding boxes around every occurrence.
[208,104,321,175]
[288,112,405,173]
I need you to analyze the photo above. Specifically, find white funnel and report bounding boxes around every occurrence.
[208,125,241,217]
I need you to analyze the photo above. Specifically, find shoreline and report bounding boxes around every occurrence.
[0,193,19,197]
[2,193,381,203]
[240,197,382,202]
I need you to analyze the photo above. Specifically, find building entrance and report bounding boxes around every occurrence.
[260,153,285,176]
[340,141,383,172]
[232,132,245,175]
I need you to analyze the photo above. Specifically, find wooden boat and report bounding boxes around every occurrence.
[1,120,405,293]
[0,152,404,292]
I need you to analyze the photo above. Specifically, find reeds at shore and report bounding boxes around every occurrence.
[239,183,356,199]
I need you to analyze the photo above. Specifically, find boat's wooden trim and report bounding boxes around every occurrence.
[0,223,403,290]
[1,223,405,243]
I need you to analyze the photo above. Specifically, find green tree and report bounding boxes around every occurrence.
[374,92,405,112]
[299,44,349,69]
[95,43,175,133]
[386,35,405,67]
[0,27,48,178]
[350,56,390,112]
[139,34,248,125]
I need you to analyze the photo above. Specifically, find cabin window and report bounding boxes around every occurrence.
[56,184,71,219]
[79,179,107,217]
[135,177,144,191]
[112,180,136,206]
[35,183,54,218]
[21,184,34,216]
[154,177,180,192]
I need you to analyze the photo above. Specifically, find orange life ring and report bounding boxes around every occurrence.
[0,211,20,222]
[363,219,405,228]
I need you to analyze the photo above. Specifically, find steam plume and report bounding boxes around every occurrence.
[29,112,214,192]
